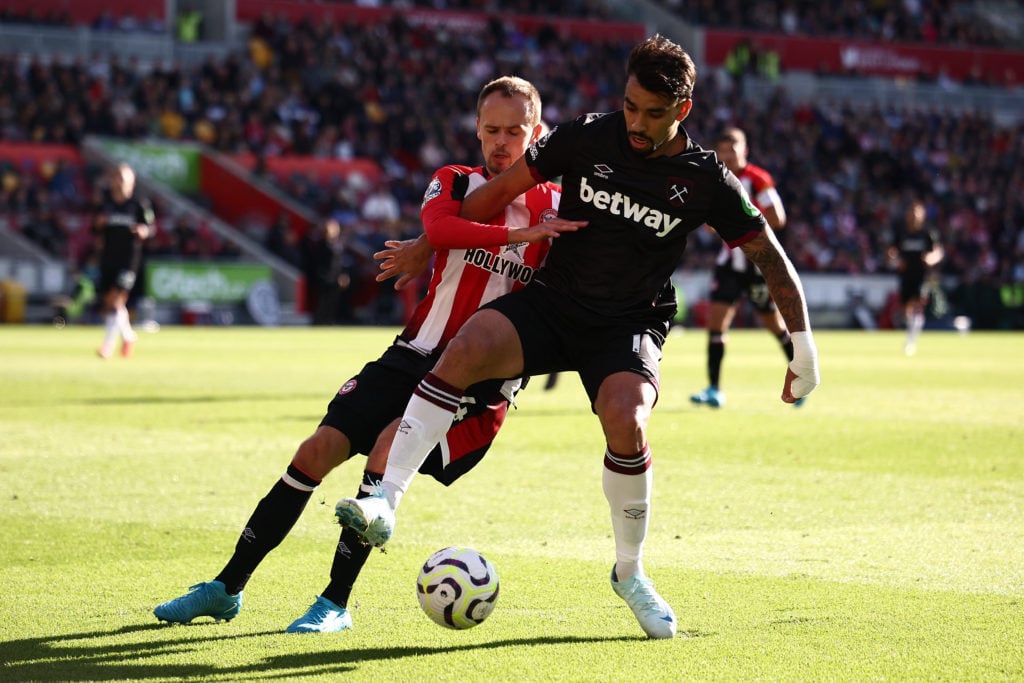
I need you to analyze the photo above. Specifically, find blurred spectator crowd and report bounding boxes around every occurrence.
[661,0,1015,48]
[1,2,1022,327]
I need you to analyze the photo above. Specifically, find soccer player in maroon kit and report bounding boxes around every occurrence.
[154,77,582,632]
[690,126,798,408]
[337,36,820,639]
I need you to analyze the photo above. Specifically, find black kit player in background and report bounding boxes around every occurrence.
[93,163,153,359]
[887,198,944,355]
[335,34,821,640]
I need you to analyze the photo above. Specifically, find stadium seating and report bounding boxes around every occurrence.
[0,2,1020,328]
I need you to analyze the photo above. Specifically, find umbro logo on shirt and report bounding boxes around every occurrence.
[594,163,614,179]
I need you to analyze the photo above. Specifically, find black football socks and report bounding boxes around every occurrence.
[215,463,320,595]
[321,470,382,608]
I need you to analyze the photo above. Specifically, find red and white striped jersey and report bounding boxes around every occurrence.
[716,161,781,271]
[400,164,560,355]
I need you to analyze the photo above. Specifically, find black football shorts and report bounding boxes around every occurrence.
[481,282,666,410]
[899,272,926,304]
[98,267,137,294]
[709,263,777,313]
[320,341,516,486]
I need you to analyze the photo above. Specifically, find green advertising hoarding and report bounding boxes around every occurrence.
[146,262,272,303]
[99,140,200,192]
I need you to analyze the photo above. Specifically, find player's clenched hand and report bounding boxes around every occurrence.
[375,235,433,290]
[782,330,820,403]
[508,218,587,244]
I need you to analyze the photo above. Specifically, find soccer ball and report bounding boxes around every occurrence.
[416,546,499,629]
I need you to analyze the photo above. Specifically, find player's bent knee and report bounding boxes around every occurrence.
[440,316,520,382]
[596,400,650,447]
[292,427,349,478]
[603,407,648,437]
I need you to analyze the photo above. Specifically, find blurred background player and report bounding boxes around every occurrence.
[92,163,153,358]
[691,127,796,408]
[887,199,944,355]
[152,76,578,633]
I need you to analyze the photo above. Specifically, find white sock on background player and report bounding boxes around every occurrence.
[102,312,119,349]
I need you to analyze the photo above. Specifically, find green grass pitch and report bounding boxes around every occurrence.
[1,324,1021,682]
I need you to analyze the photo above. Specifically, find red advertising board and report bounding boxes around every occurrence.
[10,0,643,42]
[229,153,381,188]
[705,29,1024,85]
[0,142,81,167]
[236,0,645,43]
[0,0,164,23]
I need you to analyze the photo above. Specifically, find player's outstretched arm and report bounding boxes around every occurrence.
[740,229,820,402]
[423,164,582,250]
[460,157,538,222]
[507,217,585,244]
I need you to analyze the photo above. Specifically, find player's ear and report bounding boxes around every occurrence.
[532,122,548,144]
[676,99,693,122]
[476,118,483,141]
[530,121,547,145]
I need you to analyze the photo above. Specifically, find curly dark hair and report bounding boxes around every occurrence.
[626,34,697,102]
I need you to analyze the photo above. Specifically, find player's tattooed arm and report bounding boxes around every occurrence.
[740,229,810,333]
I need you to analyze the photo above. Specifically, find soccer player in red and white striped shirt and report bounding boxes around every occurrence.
[691,126,796,409]
[153,77,582,633]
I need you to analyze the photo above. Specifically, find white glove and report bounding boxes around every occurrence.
[788,331,820,398]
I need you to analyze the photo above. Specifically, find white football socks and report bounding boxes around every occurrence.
[907,310,924,345]
[380,375,462,509]
[116,306,136,342]
[603,446,652,581]
[102,312,119,349]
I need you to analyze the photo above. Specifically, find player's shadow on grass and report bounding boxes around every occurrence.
[0,624,341,682]
[0,623,671,681]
